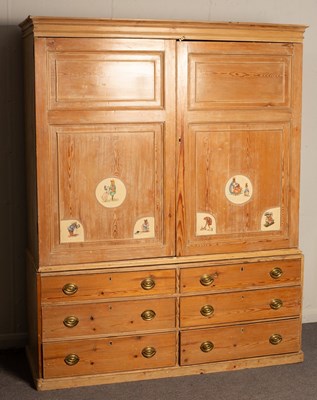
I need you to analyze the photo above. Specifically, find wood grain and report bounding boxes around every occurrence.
[43,332,176,378]
[42,297,176,340]
[180,318,301,365]
[180,286,301,327]
[180,259,302,293]
[20,17,307,43]
[41,269,176,303]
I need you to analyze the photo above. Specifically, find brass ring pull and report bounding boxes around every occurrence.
[270,267,283,279]
[200,341,214,353]
[269,334,283,345]
[141,310,156,321]
[200,304,214,317]
[62,283,78,296]
[270,298,283,310]
[63,316,79,328]
[64,353,80,366]
[141,346,157,358]
[141,277,155,291]
[200,274,214,287]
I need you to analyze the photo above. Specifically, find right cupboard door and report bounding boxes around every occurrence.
[176,41,303,256]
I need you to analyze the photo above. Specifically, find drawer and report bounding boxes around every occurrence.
[41,269,176,303]
[180,286,301,327]
[43,332,176,378]
[180,318,301,366]
[180,259,301,293]
[42,298,176,340]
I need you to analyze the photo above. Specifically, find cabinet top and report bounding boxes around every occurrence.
[20,16,307,43]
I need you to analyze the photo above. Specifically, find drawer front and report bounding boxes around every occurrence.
[180,286,301,327]
[41,269,176,303]
[42,298,176,340]
[180,318,301,366]
[43,332,176,378]
[180,259,301,293]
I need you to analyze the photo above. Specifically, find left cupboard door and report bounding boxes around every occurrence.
[33,38,176,266]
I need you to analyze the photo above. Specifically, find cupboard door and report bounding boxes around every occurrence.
[35,38,176,265]
[177,41,302,256]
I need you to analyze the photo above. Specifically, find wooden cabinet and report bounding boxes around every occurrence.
[20,17,306,390]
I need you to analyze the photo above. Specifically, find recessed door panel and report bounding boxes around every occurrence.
[187,42,292,109]
[192,123,288,236]
[56,125,161,242]
[49,123,173,262]
[48,38,164,110]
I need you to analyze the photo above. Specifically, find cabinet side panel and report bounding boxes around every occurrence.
[288,43,303,247]
[26,253,42,381]
[22,34,38,263]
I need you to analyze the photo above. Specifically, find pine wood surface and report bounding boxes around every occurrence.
[33,37,176,266]
[34,351,304,391]
[20,17,306,390]
[180,286,301,327]
[43,332,177,378]
[38,249,302,273]
[20,17,307,43]
[180,318,301,365]
[42,297,176,340]
[176,40,302,256]
[30,35,302,264]
[180,259,302,293]
[41,269,176,303]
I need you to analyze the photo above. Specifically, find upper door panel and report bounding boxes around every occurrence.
[47,38,165,110]
[186,42,292,110]
[188,55,291,110]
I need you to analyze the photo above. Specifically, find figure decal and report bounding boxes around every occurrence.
[67,222,81,237]
[96,178,126,208]
[264,211,275,227]
[225,175,253,205]
[133,217,155,239]
[229,177,242,195]
[261,207,281,231]
[196,213,217,236]
[60,220,84,243]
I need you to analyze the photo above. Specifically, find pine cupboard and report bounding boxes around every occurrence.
[20,17,306,390]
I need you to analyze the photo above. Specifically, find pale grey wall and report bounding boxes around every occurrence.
[1,0,316,348]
